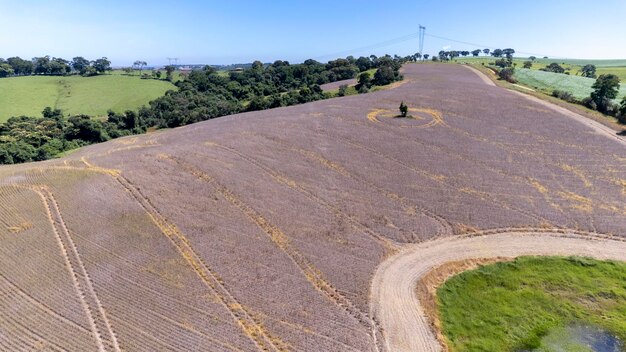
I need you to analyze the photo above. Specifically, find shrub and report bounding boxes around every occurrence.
[498,68,516,83]
[581,96,597,110]
[399,101,408,117]
[495,59,510,68]
[356,72,371,90]
[542,63,565,74]
[337,84,348,97]
[523,61,532,69]
[619,97,626,123]
[552,90,575,103]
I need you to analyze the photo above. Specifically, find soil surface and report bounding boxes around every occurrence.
[320,78,357,91]
[0,63,624,351]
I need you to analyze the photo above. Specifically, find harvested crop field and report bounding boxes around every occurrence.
[0,63,625,351]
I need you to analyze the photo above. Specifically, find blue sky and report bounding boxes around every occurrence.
[1,0,625,66]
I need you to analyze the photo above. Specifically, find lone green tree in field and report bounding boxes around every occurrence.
[483,48,490,56]
[523,61,532,69]
[134,60,147,74]
[591,74,620,114]
[399,101,408,117]
[471,49,481,57]
[581,64,597,78]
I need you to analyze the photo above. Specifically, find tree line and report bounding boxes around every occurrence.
[0,56,112,78]
[0,54,405,164]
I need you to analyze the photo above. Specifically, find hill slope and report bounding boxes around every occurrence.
[0,74,174,121]
[0,64,624,351]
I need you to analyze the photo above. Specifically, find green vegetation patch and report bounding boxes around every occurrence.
[0,73,174,121]
[514,68,626,102]
[438,256,626,351]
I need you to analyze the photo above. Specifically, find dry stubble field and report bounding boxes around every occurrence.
[0,63,624,351]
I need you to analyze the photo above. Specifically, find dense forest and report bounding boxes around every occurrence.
[0,54,406,164]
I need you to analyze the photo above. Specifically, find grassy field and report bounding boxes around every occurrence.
[0,73,175,121]
[457,57,626,81]
[438,256,626,351]
[514,68,626,101]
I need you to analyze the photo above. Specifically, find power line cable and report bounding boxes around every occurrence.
[311,30,565,62]
[311,32,421,60]
[424,33,559,58]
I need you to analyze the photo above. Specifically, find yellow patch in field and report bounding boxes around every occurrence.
[557,191,593,213]
[6,221,33,234]
[558,164,592,188]
[367,107,446,128]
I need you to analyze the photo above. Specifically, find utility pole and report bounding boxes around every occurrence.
[419,25,426,61]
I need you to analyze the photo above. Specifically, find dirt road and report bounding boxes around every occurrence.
[370,231,626,352]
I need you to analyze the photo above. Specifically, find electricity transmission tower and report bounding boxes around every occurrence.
[166,57,179,66]
[419,25,426,60]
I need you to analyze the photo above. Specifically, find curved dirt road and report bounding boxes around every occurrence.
[461,64,626,147]
[370,231,626,352]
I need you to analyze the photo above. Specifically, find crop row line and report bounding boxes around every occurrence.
[187,144,384,351]
[19,185,120,352]
[248,131,454,238]
[81,159,283,352]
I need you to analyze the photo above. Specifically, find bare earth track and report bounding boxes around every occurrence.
[0,63,624,351]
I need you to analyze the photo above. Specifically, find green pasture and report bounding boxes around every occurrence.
[0,73,175,121]
[438,256,626,351]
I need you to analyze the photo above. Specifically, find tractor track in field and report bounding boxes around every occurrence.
[158,153,385,352]
[245,131,454,239]
[314,128,553,227]
[24,185,120,352]
[205,141,399,252]
[78,158,285,352]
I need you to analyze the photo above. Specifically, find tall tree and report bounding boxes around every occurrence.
[33,56,51,75]
[91,57,111,74]
[591,74,620,113]
[49,58,71,75]
[72,57,91,74]
[580,64,597,78]
[483,48,490,56]
[164,65,175,81]
[0,63,14,78]
[502,48,515,59]
[7,57,33,75]
[471,49,481,57]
